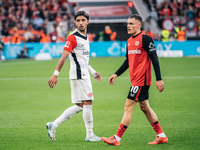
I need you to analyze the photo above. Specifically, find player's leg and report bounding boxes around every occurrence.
[52,104,83,127]
[102,86,142,145]
[138,100,168,144]
[46,104,83,141]
[101,98,137,145]
[78,79,101,141]
[46,79,83,141]
[82,100,101,141]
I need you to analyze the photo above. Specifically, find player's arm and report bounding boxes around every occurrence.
[88,65,102,81]
[48,50,70,88]
[142,35,164,92]
[48,34,77,88]
[109,52,129,85]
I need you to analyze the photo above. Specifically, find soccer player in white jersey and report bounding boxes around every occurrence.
[46,11,102,142]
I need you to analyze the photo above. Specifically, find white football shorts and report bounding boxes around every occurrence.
[70,78,94,103]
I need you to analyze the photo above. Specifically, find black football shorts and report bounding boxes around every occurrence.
[127,86,150,101]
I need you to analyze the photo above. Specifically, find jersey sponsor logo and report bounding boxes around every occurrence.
[135,41,139,46]
[83,50,89,55]
[65,41,71,48]
[88,92,93,98]
[149,42,156,51]
[128,49,141,54]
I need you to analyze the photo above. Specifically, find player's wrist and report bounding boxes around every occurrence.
[54,70,60,76]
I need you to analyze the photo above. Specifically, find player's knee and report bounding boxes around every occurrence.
[76,103,83,108]
[140,104,148,112]
[83,100,92,105]
[124,103,132,113]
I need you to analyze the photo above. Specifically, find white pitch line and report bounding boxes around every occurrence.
[0,76,200,81]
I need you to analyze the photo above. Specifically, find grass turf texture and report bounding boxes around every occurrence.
[0,57,199,150]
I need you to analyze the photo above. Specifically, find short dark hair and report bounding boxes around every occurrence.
[128,14,143,25]
[74,11,89,20]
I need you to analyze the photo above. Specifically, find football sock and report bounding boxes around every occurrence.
[158,132,166,137]
[151,121,166,137]
[53,105,83,128]
[115,124,128,142]
[83,105,94,138]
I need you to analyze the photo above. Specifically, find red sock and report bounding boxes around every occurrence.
[151,121,163,134]
[116,124,128,138]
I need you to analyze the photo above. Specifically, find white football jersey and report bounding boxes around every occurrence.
[63,29,91,80]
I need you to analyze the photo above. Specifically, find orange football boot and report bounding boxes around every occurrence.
[101,135,120,146]
[148,135,168,145]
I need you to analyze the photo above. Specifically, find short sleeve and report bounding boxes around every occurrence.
[63,34,77,52]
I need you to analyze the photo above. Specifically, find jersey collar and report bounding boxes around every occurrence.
[74,29,87,40]
[131,32,142,38]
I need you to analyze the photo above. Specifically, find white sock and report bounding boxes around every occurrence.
[158,132,166,137]
[53,105,83,128]
[83,105,94,138]
[114,135,121,142]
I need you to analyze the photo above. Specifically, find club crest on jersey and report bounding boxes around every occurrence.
[135,41,139,46]
[65,41,71,48]
[88,92,93,98]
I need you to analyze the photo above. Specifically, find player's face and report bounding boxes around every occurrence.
[75,16,89,34]
[127,18,141,36]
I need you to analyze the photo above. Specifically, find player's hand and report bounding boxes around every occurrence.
[48,75,58,88]
[94,72,102,81]
[109,74,117,85]
[156,80,165,92]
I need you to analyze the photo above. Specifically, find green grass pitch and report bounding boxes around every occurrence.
[0,57,200,150]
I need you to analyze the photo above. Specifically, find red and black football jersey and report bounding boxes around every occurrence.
[115,32,161,86]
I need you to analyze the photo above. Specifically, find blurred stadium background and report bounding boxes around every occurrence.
[0,0,200,59]
[0,0,200,150]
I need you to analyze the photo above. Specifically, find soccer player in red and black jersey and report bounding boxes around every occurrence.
[101,14,168,146]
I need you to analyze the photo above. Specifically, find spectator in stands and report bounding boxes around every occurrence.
[161,28,170,42]
[177,27,186,41]
[186,5,195,20]
[104,25,112,41]
[24,25,34,42]
[143,17,155,34]
[103,25,117,41]
[57,15,68,38]
[61,1,71,18]
[22,13,30,29]
[150,6,158,22]
[194,0,200,17]
[35,34,41,42]
[159,3,171,16]
[173,14,181,27]
[88,33,96,42]
[146,28,154,39]
[0,36,5,62]
[40,29,49,43]
[2,21,9,37]
[18,44,29,58]
[49,26,58,42]
[56,11,62,24]
[33,13,44,30]
[49,10,57,21]
[12,27,21,44]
